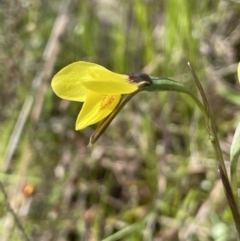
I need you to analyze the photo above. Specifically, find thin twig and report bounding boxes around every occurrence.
[0,181,31,241]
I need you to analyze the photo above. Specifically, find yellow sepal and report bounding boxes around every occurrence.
[81,64,137,94]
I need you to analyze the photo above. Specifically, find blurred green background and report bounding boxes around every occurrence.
[1,0,240,240]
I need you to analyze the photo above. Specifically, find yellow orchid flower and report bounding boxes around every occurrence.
[51,61,150,144]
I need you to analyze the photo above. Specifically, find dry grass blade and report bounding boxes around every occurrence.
[2,0,71,172]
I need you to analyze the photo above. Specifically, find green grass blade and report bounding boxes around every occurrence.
[230,122,240,208]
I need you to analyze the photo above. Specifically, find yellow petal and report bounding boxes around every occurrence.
[238,62,240,82]
[75,91,121,130]
[51,62,92,102]
[82,68,138,94]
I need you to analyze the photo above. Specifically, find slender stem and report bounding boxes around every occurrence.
[187,62,240,236]
[145,77,208,121]
[179,89,208,121]
[148,69,240,235]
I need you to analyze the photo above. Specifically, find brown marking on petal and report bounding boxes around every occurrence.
[100,95,116,110]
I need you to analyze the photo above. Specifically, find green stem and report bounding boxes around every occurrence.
[210,118,240,234]
[188,63,240,236]
[146,75,240,236]
[145,77,208,121]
